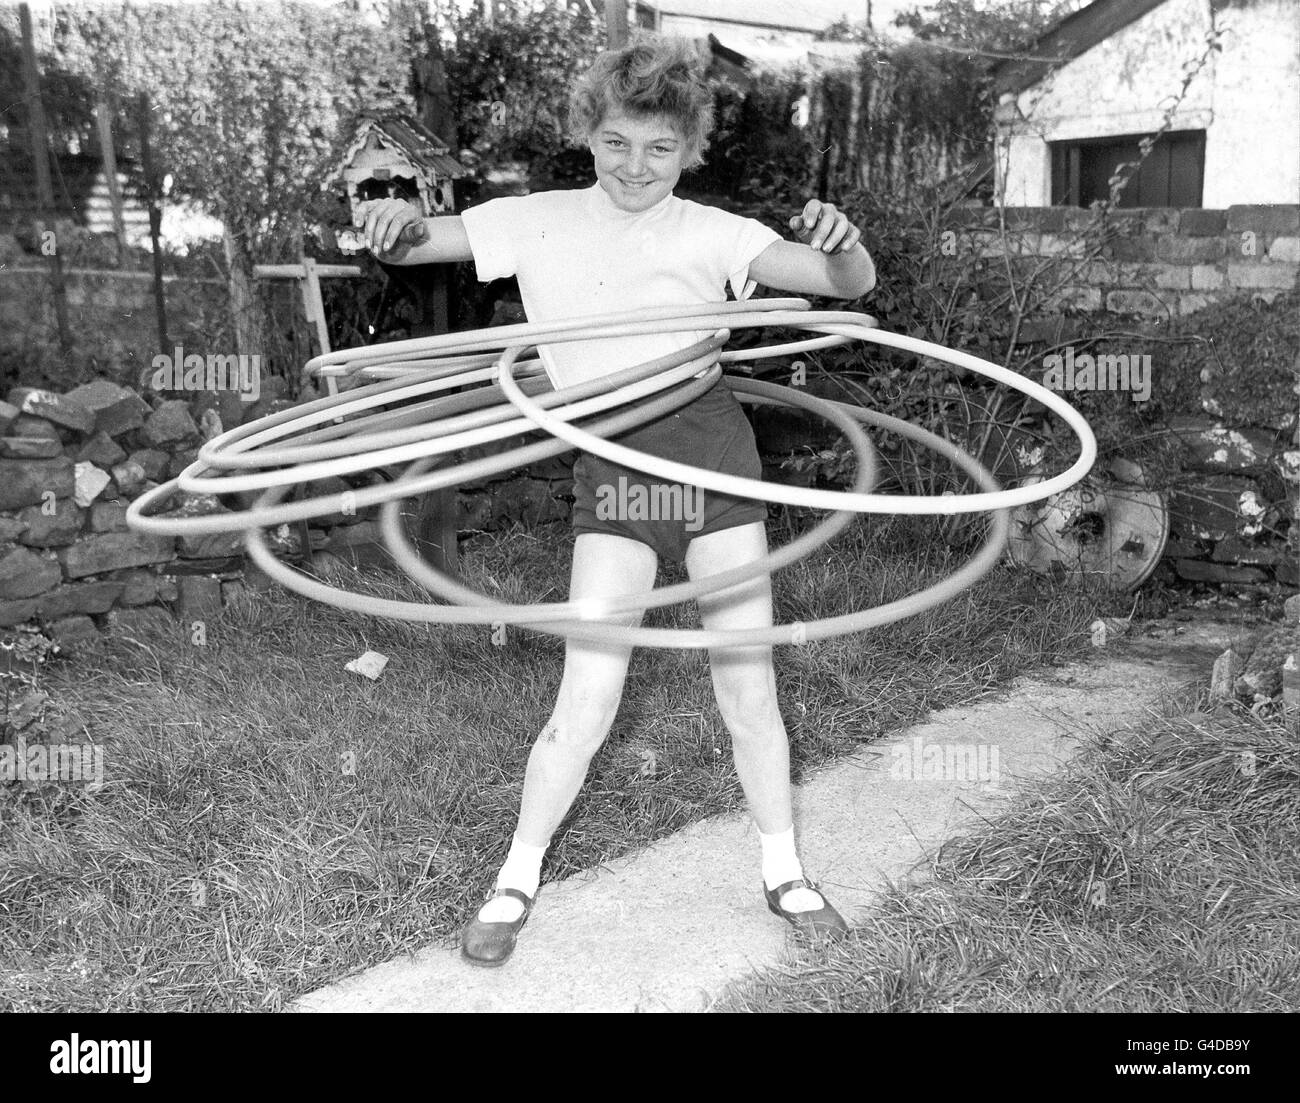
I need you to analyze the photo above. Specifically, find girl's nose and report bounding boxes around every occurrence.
[626,148,646,175]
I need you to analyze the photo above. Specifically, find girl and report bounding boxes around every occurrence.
[359,36,876,967]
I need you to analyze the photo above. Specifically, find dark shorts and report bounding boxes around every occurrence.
[571,376,768,563]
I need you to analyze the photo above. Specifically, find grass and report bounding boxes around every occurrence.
[1,512,1112,1011]
[713,698,1300,1013]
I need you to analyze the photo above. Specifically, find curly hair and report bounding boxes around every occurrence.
[568,35,715,169]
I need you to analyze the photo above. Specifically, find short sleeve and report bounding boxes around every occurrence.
[721,212,782,300]
[460,197,525,282]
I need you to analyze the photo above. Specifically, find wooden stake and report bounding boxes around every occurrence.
[136,91,170,351]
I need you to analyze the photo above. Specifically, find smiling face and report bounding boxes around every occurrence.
[589,110,688,213]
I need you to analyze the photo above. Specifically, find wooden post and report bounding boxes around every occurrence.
[253,260,362,572]
[252,259,459,576]
[96,96,129,262]
[135,91,169,351]
[19,2,72,355]
[606,0,628,48]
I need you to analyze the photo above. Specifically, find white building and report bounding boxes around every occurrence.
[993,0,1300,208]
[642,0,913,61]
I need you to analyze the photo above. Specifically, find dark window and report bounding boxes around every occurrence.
[1050,130,1205,207]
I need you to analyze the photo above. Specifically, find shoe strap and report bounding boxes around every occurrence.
[770,877,822,903]
[490,887,534,907]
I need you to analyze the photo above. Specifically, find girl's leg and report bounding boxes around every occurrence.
[478,531,656,922]
[684,521,825,913]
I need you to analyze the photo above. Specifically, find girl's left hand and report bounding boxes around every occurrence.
[788,199,863,254]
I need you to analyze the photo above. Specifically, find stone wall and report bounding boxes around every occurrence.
[935,203,1298,593]
[0,380,379,650]
[949,204,1299,325]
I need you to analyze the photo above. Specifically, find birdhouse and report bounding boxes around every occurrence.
[326,112,466,253]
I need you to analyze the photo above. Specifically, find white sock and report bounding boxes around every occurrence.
[760,825,823,913]
[478,834,547,923]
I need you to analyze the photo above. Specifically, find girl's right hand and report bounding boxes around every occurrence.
[354,199,428,257]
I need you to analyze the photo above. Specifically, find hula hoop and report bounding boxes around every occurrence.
[126,299,1095,650]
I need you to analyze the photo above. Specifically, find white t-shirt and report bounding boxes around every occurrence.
[460,183,781,390]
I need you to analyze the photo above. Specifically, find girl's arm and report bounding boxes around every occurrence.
[356,199,473,265]
[748,199,876,300]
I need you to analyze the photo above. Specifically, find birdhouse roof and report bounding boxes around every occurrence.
[326,112,466,190]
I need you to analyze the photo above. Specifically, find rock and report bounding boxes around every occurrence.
[65,380,151,438]
[1166,418,1277,473]
[158,492,226,518]
[76,432,127,468]
[1285,594,1300,623]
[178,530,243,559]
[6,386,95,433]
[1236,669,1281,699]
[1210,538,1281,566]
[73,462,113,508]
[190,389,247,434]
[176,575,222,623]
[10,415,58,439]
[105,605,175,637]
[113,570,177,606]
[0,517,28,541]
[127,449,169,482]
[1173,559,1269,584]
[0,436,63,459]
[0,598,38,626]
[243,563,280,592]
[165,556,242,575]
[36,580,125,619]
[1210,648,1244,698]
[115,570,158,606]
[16,501,83,547]
[0,399,18,433]
[59,531,175,579]
[110,459,147,496]
[0,457,75,511]
[141,400,199,447]
[48,615,98,652]
[90,501,130,533]
[1284,653,1300,709]
[1169,476,1262,542]
[167,448,200,480]
[0,547,63,599]
[198,408,224,442]
[220,580,248,607]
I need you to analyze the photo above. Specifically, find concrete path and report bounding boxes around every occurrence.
[293,617,1249,1013]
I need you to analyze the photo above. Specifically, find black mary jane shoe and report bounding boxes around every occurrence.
[764,878,849,941]
[460,888,535,967]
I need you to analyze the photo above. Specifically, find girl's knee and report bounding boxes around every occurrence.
[543,691,623,751]
[713,678,781,736]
